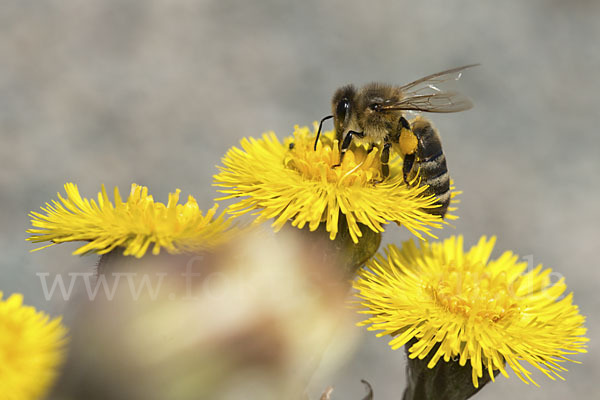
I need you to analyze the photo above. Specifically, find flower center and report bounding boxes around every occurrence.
[284,130,388,185]
[427,261,520,323]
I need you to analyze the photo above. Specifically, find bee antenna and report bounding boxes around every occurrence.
[314,115,333,151]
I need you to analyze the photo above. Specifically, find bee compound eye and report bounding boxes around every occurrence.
[336,98,350,119]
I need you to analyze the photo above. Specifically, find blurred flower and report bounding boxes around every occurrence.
[28,183,238,258]
[51,229,358,400]
[320,380,373,400]
[355,235,588,387]
[214,124,458,243]
[0,291,67,400]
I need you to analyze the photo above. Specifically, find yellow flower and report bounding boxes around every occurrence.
[214,124,458,243]
[0,292,67,400]
[28,183,237,258]
[354,235,588,387]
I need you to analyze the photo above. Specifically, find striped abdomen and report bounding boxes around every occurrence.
[402,120,450,218]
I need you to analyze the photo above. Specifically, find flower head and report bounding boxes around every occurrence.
[354,235,588,387]
[28,183,237,258]
[0,292,68,399]
[214,124,458,243]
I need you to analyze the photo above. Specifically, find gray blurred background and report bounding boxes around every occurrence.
[1,0,598,398]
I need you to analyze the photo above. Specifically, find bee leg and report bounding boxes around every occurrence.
[403,153,415,184]
[332,130,364,168]
[380,142,391,181]
[399,116,411,131]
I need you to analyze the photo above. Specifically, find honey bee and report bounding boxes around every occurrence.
[314,64,477,218]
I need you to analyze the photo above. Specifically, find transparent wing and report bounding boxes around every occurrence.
[381,64,478,113]
[386,91,473,113]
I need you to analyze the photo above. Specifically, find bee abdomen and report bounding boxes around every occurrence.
[417,154,450,194]
[404,120,451,218]
[415,157,450,217]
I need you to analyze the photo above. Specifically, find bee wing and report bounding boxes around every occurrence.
[382,64,478,113]
[384,91,474,113]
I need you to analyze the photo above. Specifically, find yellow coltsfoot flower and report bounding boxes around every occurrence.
[214,124,458,243]
[0,292,68,400]
[355,235,588,388]
[28,183,238,258]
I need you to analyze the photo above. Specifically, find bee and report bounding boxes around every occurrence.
[314,64,477,218]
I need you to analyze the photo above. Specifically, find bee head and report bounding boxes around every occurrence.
[331,85,356,137]
[356,84,401,137]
